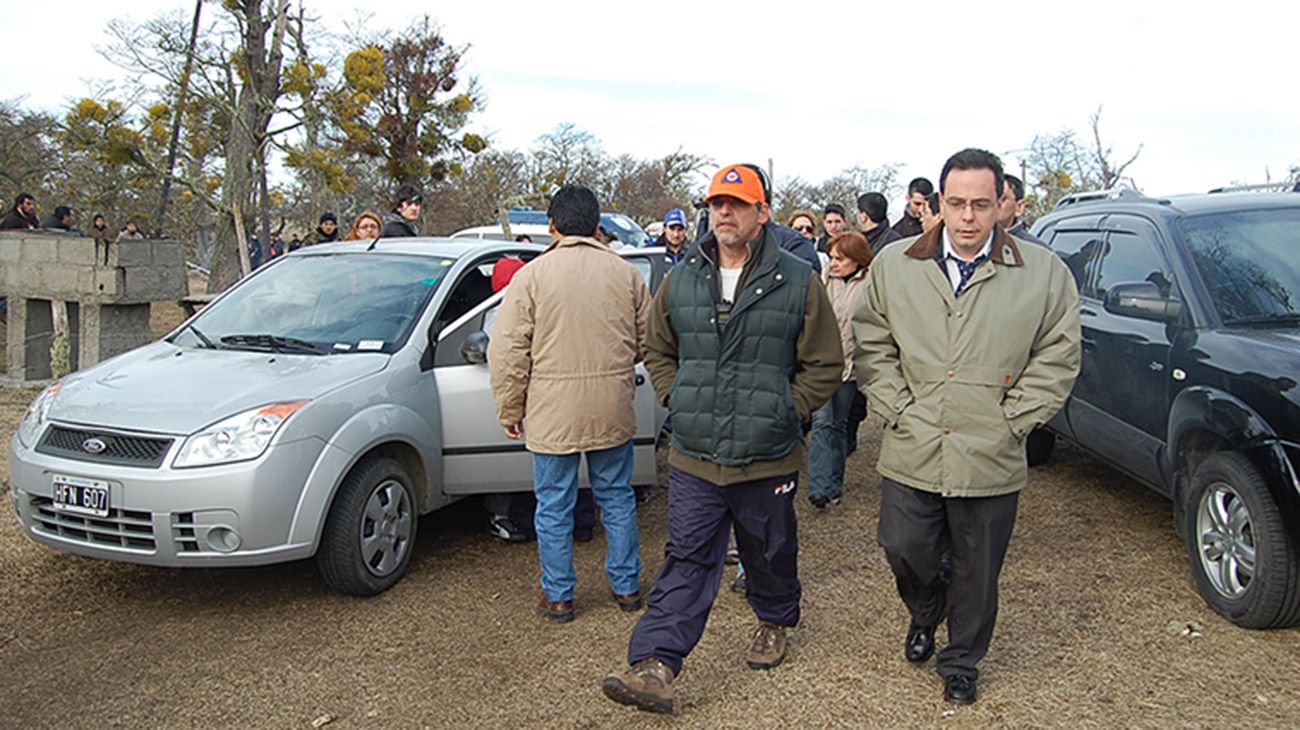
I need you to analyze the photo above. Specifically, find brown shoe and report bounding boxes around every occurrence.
[602,657,674,715]
[537,595,575,623]
[745,621,787,670]
[613,590,644,612]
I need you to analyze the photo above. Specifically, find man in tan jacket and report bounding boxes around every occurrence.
[854,148,1080,705]
[488,185,651,624]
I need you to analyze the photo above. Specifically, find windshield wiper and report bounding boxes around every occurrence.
[219,333,326,354]
[1223,313,1300,327]
[183,322,218,349]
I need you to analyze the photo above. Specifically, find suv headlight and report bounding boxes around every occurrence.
[174,401,309,468]
[16,382,62,448]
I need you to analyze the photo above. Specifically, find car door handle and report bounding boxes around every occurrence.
[635,374,646,386]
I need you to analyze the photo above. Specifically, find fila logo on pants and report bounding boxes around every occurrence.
[773,479,795,496]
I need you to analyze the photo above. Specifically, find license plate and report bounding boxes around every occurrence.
[52,475,111,518]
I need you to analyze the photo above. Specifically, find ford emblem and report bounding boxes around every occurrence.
[82,438,107,454]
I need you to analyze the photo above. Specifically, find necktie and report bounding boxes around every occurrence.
[954,255,986,296]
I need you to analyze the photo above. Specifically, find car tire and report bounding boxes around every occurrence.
[1184,452,1300,628]
[317,457,418,597]
[1026,429,1056,467]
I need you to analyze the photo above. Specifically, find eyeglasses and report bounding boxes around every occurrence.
[794,225,815,233]
[944,197,996,213]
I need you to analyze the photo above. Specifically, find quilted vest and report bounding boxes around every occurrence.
[667,231,810,465]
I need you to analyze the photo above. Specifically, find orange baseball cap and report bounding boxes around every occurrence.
[705,164,766,205]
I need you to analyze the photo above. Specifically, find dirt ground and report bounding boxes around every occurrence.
[1,308,1298,727]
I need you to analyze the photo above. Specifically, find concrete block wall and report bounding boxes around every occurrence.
[1,231,188,382]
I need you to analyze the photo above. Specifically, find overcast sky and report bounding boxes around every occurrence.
[3,0,1297,204]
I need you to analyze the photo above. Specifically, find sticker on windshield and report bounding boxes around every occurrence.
[422,277,440,286]
[332,343,352,351]
[357,340,385,351]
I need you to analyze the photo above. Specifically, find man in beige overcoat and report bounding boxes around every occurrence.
[854,148,1081,705]
[488,185,651,624]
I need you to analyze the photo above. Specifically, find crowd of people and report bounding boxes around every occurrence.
[485,149,1081,715]
[0,192,146,241]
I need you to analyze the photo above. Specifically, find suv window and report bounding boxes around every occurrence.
[1180,208,1300,324]
[1095,225,1170,300]
[1048,229,1106,296]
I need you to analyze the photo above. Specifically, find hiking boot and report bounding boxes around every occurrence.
[745,621,787,670]
[613,590,644,612]
[809,493,830,510]
[487,515,527,543]
[537,595,575,623]
[602,657,674,715]
[829,491,843,507]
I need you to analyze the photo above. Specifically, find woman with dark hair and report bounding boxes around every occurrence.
[807,230,873,509]
[786,209,819,240]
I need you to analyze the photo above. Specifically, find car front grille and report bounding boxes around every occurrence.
[36,426,173,468]
[29,496,156,550]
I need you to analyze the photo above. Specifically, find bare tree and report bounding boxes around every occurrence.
[1023,106,1143,222]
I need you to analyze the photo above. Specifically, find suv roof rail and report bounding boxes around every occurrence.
[1207,182,1300,194]
[1052,187,1146,210]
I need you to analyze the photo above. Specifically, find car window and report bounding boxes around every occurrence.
[1095,220,1170,300]
[1048,229,1106,297]
[1180,207,1300,324]
[179,254,451,354]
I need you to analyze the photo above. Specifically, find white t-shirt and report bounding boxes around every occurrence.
[719,266,743,303]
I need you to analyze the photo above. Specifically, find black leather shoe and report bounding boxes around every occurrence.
[943,674,977,705]
[904,623,935,663]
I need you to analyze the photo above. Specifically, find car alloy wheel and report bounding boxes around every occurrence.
[1184,451,1300,628]
[1194,480,1255,599]
[360,478,413,577]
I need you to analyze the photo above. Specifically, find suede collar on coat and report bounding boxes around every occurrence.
[903,222,1026,267]
[542,234,612,255]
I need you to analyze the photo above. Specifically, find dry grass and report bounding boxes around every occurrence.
[1,414,1297,727]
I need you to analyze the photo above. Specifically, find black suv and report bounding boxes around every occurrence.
[1030,189,1300,629]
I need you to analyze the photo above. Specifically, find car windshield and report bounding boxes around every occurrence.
[1179,207,1300,326]
[173,253,453,354]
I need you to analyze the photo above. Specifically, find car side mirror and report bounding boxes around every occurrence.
[461,331,489,365]
[1104,281,1183,322]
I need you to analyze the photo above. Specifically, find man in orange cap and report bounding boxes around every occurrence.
[601,164,842,715]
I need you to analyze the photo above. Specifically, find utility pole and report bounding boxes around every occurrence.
[152,0,202,238]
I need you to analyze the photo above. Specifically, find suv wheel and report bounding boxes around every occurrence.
[1184,452,1300,628]
[317,457,417,596]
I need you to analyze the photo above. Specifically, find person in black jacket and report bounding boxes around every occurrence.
[43,205,80,233]
[998,174,1047,246]
[815,203,848,253]
[891,177,933,239]
[0,193,39,230]
[381,184,422,237]
[857,192,902,255]
[309,212,339,244]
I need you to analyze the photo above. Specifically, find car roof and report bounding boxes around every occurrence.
[293,237,546,258]
[1040,191,1300,225]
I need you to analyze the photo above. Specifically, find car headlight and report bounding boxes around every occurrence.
[173,401,309,468]
[16,381,62,448]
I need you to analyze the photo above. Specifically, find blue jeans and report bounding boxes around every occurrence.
[532,439,641,601]
[808,380,857,499]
